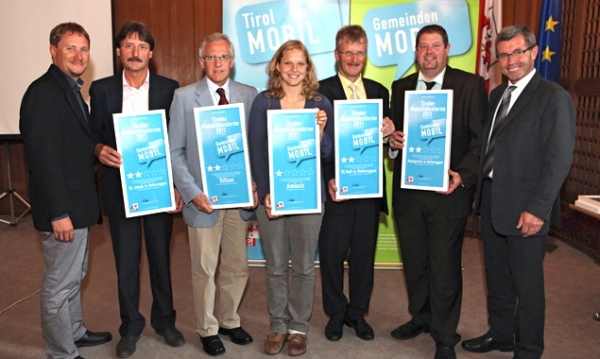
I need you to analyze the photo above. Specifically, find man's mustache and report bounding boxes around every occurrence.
[127,57,143,63]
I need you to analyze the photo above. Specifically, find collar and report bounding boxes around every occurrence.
[122,69,150,89]
[417,67,447,89]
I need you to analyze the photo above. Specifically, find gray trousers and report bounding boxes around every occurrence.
[41,228,89,359]
[256,205,323,334]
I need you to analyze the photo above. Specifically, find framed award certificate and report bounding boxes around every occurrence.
[193,103,253,209]
[333,99,383,200]
[401,90,453,191]
[113,110,176,217]
[267,108,321,215]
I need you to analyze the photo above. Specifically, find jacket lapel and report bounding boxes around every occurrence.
[492,73,541,137]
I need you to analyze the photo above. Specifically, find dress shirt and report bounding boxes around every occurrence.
[338,73,365,100]
[487,68,536,178]
[122,70,150,113]
[206,78,231,106]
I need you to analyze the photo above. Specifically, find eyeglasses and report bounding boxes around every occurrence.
[203,54,233,62]
[497,46,534,61]
[337,50,366,58]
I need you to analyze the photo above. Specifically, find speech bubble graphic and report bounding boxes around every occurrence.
[419,118,446,144]
[135,139,165,167]
[351,128,379,153]
[363,0,472,80]
[235,0,341,64]
[286,139,316,166]
[214,133,244,161]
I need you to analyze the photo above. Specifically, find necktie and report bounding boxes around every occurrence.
[425,81,436,90]
[216,88,229,105]
[482,86,517,177]
[349,83,359,99]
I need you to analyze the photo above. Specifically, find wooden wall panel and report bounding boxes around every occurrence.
[112,0,223,87]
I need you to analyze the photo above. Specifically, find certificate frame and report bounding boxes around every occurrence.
[113,110,176,218]
[267,108,321,215]
[333,99,383,200]
[401,90,453,191]
[193,103,253,209]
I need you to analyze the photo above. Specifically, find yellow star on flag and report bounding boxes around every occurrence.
[545,15,559,32]
[542,46,556,62]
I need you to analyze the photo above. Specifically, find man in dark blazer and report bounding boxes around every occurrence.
[20,22,112,359]
[461,25,575,359]
[318,25,394,343]
[89,22,183,358]
[388,25,487,359]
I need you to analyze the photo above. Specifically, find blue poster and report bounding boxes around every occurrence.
[334,100,383,199]
[194,104,253,209]
[113,110,175,218]
[401,90,453,191]
[267,109,321,215]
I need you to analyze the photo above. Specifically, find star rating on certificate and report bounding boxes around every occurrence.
[408,146,422,153]
[340,156,356,163]
[127,171,143,179]
[276,170,283,177]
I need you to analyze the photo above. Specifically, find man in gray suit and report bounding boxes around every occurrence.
[461,25,575,359]
[168,32,258,357]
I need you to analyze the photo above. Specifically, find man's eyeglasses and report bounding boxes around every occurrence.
[337,50,366,58]
[203,54,233,62]
[497,46,534,61]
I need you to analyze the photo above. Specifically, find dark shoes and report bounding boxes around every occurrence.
[74,330,113,348]
[461,334,513,353]
[434,342,456,359]
[594,312,600,321]
[218,326,253,345]
[324,318,344,341]
[116,336,139,358]
[201,335,226,356]
[344,317,374,340]
[390,320,429,340]
[156,326,185,347]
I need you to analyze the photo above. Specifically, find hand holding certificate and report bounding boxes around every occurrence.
[113,110,176,217]
[333,99,383,200]
[401,90,453,192]
[193,103,253,209]
[267,108,321,215]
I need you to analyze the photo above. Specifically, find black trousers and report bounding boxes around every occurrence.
[108,203,177,337]
[480,179,545,359]
[394,191,466,345]
[318,198,380,320]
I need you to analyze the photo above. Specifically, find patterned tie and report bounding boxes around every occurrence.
[349,83,359,99]
[425,81,436,90]
[482,86,517,177]
[216,87,229,105]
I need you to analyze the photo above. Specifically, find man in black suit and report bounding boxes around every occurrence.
[388,25,487,359]
[89,22,183,358]
[20,22,112,359]
[461,25,575,359]
[318,25,394,342]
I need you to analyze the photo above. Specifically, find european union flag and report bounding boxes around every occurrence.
[535,0,562,83]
